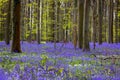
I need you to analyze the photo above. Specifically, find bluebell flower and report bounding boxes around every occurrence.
[0,68,7,80]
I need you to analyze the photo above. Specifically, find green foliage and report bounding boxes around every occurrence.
[0,54,25,71]
[40,54,48,66]
[0,0,8,7]
[118,11,120,17]
[59,0,69,3]
[0,58,16,71]
[69,59,82,66]
[56,68,64,75]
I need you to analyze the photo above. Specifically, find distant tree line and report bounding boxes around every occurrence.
[0,0,120,52]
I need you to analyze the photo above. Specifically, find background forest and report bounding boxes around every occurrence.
[0,0,120,80]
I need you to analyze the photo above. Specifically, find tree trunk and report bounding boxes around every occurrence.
[11,0,21,53]
[92,0,97,49]
[82,0,90,51]
[54,1,57,48]
[73,0,78,49]
[98,0,103,44]
[115,0,119,43]
[5,0,11,45]
[108,0,113,43]
[78,0,84,49]
[37,0,42,44]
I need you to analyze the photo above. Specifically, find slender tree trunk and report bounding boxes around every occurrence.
[11,0,21,53]
[73,0,77,49]
[5,0,11,45]
[108,0,113,43]
[54,1,57,49]
[98,0,103,44]
[78,0,84,49]
[104,1,107,42]
[82,0,90,51]
[115,0,119,43]
[92,0,97,49]
[37,0,42,44]
[57,1,60,42]
[21,0,24,42]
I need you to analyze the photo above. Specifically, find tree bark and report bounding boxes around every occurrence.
[37,0,42,44]
[73,0,77,49]
[5,0,11,45]
[82,0,90,51]
[78,0,84,49]
[11,0,21,53]
[92,0,97,49]
[98,0,103,44]
[108,0,113,43]
[115,0,119,43]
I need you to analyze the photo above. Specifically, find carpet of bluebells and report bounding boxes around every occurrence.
[0,41,120,80]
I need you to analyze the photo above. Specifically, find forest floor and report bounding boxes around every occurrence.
[0,41,120,80]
